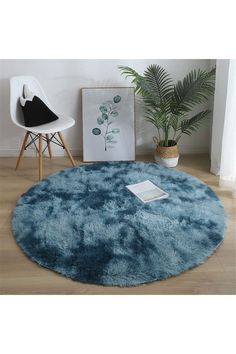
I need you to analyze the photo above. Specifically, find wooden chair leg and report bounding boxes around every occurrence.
[46,134,52,158]
[15,131,30,170]
[57,132,75,167]
[38,134,43,180]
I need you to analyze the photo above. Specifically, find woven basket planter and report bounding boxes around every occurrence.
[154,141,179,167]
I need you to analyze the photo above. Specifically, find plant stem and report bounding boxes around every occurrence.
[103,108,112,151]
[164,125,169,146]
[157,128,161,144]
[175,133,182,143]
[104,121,109,151]
[172,129,177,142]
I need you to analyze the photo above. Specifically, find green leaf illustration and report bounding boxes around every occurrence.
[106,134,114,141]
[113,95,121,103]
[97,96,122,151]
[112,128,120,133]
[99,105,108,113]
[102,113,108,120]
[97,116,104,125]
[92,128,101,135]
[111,111,119,117]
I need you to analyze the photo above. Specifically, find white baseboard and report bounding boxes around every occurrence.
[0,149,82,157]
[0,149,35,157]
[210,162,220,176]
[0,145,209,157]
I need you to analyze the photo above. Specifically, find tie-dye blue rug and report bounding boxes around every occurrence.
[12,161,227,287]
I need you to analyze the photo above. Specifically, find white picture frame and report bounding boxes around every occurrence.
[82,87,135,162]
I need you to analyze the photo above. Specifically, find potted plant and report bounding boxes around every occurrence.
[119,65,215,167]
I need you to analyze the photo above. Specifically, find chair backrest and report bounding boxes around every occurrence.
[10,76,51,128]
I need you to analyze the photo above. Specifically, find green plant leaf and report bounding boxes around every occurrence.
[179,110,211,138]
[99,105,108,113]
[145,108,166,130]
[169,114,185,131]
[143,65,173,107]
[119,64,215,143]
[111,111,119,117]
[171,68,216,114]
[113,95,121,103]
[102,113,108,120]
[92,128,101,135]
[97,116,104,125]
[118,66,144,93]
[106,134,114,141]
[112,128,120,133]
[120,65,173,115]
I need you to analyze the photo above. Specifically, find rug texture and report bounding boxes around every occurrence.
[12,162,227,286]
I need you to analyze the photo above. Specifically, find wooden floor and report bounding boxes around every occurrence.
[0,154,235,295]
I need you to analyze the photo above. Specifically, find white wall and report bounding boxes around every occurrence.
[211,59,230,175]
[0,59,212,157]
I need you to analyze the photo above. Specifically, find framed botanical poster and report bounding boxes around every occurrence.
[82,87,135,161]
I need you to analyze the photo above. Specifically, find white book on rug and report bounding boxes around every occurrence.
[126,180,169,203]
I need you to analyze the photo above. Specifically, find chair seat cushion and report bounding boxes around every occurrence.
[20,89,59,127]
[28,115,75,134]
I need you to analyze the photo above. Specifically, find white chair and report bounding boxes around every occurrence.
[10,76,76,180]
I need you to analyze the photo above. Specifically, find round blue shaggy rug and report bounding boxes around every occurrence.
[12,162,227,286]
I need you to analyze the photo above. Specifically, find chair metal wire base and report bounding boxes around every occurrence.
[15,131,75,181]
[24,132,65,155]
